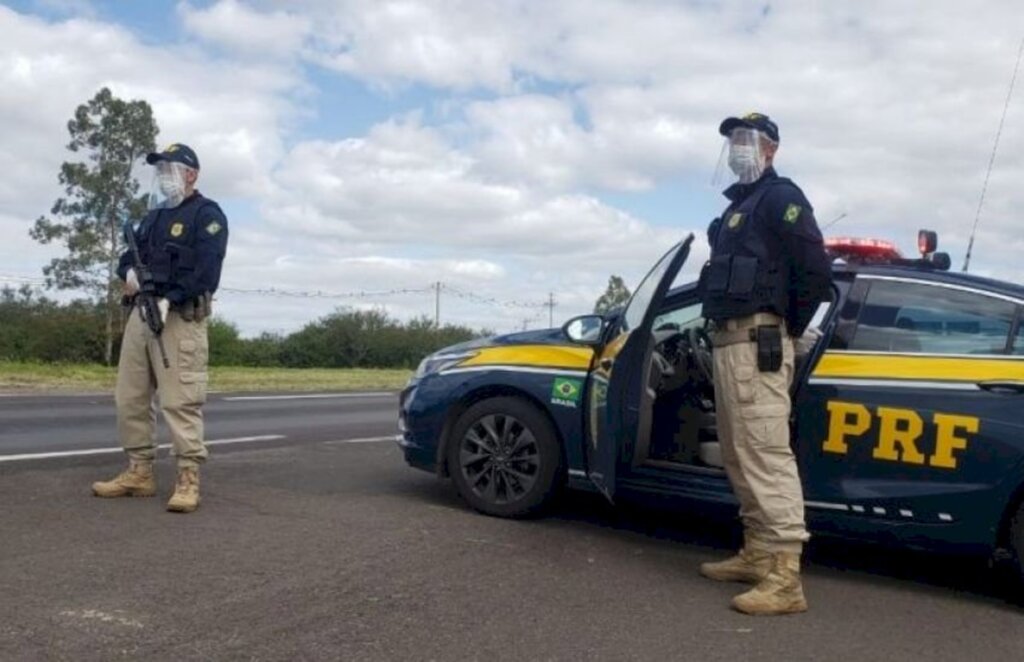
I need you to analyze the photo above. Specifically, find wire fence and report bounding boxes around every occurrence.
[0,273,563,330]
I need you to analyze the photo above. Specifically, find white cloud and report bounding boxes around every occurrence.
[0,5,301,209]
[5,1,1024,337]
[262,117,681,260]
[304,0,545,91]
[177,0,311,59]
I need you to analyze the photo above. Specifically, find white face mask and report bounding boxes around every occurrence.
[148,161,192,209]
[158,172,184,202]
[722,128,770,184]
[728,145,761,179]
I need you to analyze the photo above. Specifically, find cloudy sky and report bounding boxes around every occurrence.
[2,0,1023,336]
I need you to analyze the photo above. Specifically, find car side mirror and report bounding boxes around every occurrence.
[562,314,604,346]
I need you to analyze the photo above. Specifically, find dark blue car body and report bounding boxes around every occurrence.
[400,236,1024,565]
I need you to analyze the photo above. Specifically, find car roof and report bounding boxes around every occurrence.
[832,263,1024,301]
[666,263,1024,302]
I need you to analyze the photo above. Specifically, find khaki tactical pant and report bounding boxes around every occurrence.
[712,313,808,553]
[115,307,209,468]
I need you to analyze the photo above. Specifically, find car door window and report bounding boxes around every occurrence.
[849,279,1016,355]
[621,244,684,333]
[1013,314,1024,355]
[653,301,703,332]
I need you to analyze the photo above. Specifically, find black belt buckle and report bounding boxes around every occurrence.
[756,325,783,372]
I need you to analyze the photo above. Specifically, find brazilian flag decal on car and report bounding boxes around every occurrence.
[551,377,583,408]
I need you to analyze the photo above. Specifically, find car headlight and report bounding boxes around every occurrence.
[413,351,478,380]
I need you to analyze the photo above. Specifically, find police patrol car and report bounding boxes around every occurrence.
[398,231,1024,582]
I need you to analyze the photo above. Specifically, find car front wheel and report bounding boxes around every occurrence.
[447,396,562,518]
[1011,502,1024,587]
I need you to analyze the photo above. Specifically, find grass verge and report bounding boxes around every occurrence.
[0,362,412,393]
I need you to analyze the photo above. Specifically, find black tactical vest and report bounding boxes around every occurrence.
[138,194,220,297]
[700,177,794,322]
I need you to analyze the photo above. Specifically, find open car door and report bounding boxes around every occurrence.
[586,234,694,501]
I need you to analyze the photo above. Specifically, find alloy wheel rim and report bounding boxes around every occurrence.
[459,413,540,505]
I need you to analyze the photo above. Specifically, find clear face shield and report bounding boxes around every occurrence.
[712,127,774,186]
[147,161,194,209]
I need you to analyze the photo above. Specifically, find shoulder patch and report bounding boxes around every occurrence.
[783,203,802,224]
[205,221,222,235]
[727,212,744,229]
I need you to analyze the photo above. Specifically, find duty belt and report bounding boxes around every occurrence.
[710,312,785,348]
[711,312,783,331]
[711,327,757,348]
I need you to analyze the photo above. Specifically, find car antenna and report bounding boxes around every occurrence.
[820,212,847,232]
[963,36,1024,272]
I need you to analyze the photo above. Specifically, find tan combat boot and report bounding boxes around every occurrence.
[166,466,200,513]
[700,546,772,583]
[731,552,808,615]
[92,459,156,498]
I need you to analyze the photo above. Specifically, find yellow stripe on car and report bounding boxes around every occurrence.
[813,352,1024,382]
[458,345,594,370]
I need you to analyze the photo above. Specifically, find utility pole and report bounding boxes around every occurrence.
[434,281,441,328]
[546,292,556,328]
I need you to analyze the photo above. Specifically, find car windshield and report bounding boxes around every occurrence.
[621,242,682,333]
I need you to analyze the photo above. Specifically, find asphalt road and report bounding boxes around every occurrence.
[1,393,1023,661]
[0,391,398,457]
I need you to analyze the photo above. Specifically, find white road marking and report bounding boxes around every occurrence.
[222,392,396,401]
[322,435,399,445]
[60,609,144,629]
[0,435,286,463]
[0,392,110,399]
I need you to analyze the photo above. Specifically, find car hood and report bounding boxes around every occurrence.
[440,327,568,354]
[429,328,596,375]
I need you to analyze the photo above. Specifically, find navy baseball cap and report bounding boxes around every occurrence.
[719,112,780,143]
[146,143,200,170]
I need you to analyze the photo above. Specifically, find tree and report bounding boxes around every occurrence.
[594,275,631,314]
[30,87,158,365]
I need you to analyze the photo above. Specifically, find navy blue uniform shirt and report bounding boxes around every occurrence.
[117,191,229,305]
[708,167,831,335]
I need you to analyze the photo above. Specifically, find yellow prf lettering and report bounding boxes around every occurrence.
[873,407,926,465]
[930,413,979,470]
[823,401,871,455]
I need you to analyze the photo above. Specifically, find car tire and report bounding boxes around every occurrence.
[1011,501,1024,585]
[447,396,563,518]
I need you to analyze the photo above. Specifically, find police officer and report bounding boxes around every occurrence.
[92,143,228,514]
[697,113,831,615]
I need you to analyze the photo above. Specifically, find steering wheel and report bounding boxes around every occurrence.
[686,326,714,385]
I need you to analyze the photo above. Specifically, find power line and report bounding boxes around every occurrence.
[3,273,562,328]
[0,273,46,285]
[440,284,548,309]
[218,285,434,299]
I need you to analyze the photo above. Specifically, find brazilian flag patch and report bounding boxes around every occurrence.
[206,221,222,235]
[727,213,744,229]
[783,203,802,224]
[551,377,583,407]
